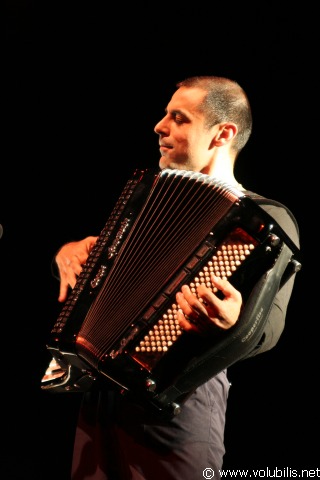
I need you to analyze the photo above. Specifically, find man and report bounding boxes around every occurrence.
[52,76,300,479]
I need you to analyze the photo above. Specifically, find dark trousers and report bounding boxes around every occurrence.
[71,370,230,480]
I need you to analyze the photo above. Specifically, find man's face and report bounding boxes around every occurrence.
[154,86,215,173]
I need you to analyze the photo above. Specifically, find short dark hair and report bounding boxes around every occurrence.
[176,76,253,153]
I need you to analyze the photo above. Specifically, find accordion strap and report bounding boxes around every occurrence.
[245,190,299,237]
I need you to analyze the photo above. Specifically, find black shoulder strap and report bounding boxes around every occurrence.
[243,190,299,237]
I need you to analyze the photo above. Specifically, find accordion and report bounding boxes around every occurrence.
[41,168,301,417]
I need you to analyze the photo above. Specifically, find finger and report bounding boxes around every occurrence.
[179,285,208,314]
[175,290,194,316]
[176,309,200,333]
[58,280,70,303]
[68,256,83,276]
[56,262,79,302]
[210,274,241,300]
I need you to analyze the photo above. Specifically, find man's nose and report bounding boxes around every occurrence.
[154,117,167,134]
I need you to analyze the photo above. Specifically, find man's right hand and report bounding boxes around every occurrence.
[55,236,98,302]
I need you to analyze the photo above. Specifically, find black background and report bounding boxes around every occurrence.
[3,2,317,479]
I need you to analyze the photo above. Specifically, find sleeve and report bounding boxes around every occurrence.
[243,203,300,358]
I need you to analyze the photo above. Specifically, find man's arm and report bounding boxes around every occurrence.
[244,203,300,357]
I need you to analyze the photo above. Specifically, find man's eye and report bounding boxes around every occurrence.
[174,114,184,124]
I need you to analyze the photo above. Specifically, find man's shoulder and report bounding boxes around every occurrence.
[242,190,300,245]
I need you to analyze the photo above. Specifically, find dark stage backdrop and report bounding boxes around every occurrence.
[3,3,316,479]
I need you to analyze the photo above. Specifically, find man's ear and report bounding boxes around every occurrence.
[213,122,238,146]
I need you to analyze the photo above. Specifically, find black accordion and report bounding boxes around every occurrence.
[41,168,301,417]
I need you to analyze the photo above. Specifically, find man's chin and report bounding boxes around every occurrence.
[159,157,171,170]
[159,158,182,171]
